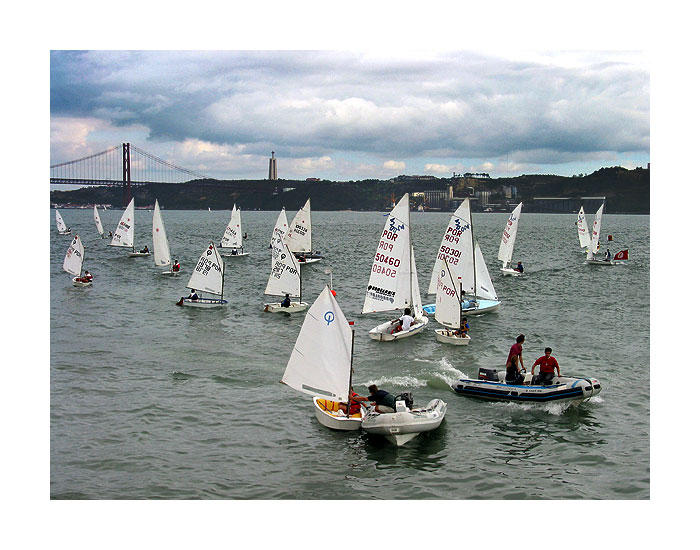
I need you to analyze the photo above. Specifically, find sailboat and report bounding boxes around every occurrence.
[281,285,364,430]
[93,205,107,239]
[498,202,523,276]
[152,199,179,276]
[220,204,249,257]
[434,259,471,345]
[63,235,92,287]
[263,237,308,313]
[362,193,428,341]
[423,198,501,316]
[586,204,612,266]
[110,198,150,257]
[577,206,591,253]
[270,208,289,251]
[176,242,227,307]
[55,210,71,235]
[285,198,322,264]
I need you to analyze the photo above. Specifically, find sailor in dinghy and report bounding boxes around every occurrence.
[176,242,227,308]
[63,235,92,287]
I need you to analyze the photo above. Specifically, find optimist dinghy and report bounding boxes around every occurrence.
[362,193,428,341]
[434,259,471,345]
[93,205,108,239]
[263,238,308,313]
[176,242,227,308]
[55,210,72,235]
[110,198,150,257]
[282,286,365,431]
[361,394,447,446]
[152,199,180,276]
[286,198,322,264]
[585,204,613,266]
[220,204,249,257]
[452,368,602,405]
[498,202,524,276]
[423,198,501,316]
[63,235,93,287]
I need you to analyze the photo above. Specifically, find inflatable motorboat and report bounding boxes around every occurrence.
[423,298,501,317]
[361,396,447,446]
[451,368,602,405]
[368,315,429,341]
[313,398,364,431]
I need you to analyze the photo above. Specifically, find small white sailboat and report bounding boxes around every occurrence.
[498,202,523,276]
[286,198,322,264]
[281,285,365,431]
[63,235,92,287]
[220,204,249,257]
[270,208,288,249]
[361,392,447,446]
[423,198,501,316]
[55,210,71,235]
[577,206,591,253]
[434,259,471,345]
[152,199,179,276]
[362,193,428,341]
[93,205,107,239]
[586,204,613,266]
[263,237,308,313]
[109,199,150,256]
[176,242,227,307]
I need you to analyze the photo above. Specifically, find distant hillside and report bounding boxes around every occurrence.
[50,165,650,213]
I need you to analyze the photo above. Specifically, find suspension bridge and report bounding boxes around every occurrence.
[50,143,213,204]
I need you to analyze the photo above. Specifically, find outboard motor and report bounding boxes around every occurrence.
[395,392,413,410]
[478,368,499,381]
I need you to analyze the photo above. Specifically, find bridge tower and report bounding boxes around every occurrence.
[122,143,132,206]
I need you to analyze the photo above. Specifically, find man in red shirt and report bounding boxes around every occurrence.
[506,334,526,384]
[531,347,561,385]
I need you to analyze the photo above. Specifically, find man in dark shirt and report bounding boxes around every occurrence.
[367,384,396,413]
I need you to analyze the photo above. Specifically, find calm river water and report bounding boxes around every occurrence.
[50,207,649,500]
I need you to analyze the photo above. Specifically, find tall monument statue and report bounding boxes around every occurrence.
[268,151,278,180]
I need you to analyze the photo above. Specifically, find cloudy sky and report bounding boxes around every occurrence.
[50,49,649,182]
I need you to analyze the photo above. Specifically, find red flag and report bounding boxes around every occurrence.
[613,249,629,261]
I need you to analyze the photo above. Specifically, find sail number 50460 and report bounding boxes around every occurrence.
[375,253,401,267]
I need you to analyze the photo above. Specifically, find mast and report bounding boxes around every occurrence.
[348,319,356,406]
[469,198,477,300]
[221,254,225,301]
[408,200,413,313]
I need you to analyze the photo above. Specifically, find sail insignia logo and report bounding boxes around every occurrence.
[324,311,335,325]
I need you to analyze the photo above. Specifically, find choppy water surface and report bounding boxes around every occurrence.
[50,208,649,499]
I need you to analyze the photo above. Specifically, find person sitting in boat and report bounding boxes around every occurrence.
[454,317,469,337]
[243,232,248,239]
[77,270,93,283]
[603,249,611,262]
[188,289,198,301]
[231,248,238,255]
[515,261,524,273]
[140,245,149,254]
[505,334,526,384]
[108,231,113,238]
[367,384,396,413]
[281,294,291,308]
[531,347,561,386]
[172,260,180,272]
[338,387,369,416]
[391,308,416,334]
[298,254,307,263]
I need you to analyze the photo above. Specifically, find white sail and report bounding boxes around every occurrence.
[410,245,423,315]
[110,198,135,248]
[265,240,302,298]
[435,259,461,329]
[63,235,84,276]
[56,210,68,233]
[577,206,591,249]
[362,193,413,314]
[221,205,243,249]
[285,198,312,253]
[270,208,289,250]
[281,286,352,402]
[474,241,498,300]
[498,202,522,269]
[428,198,475,295]
[587,204,604,260]
[152,199,171,267]
[186,242,224,296]
[93,205,104,237]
